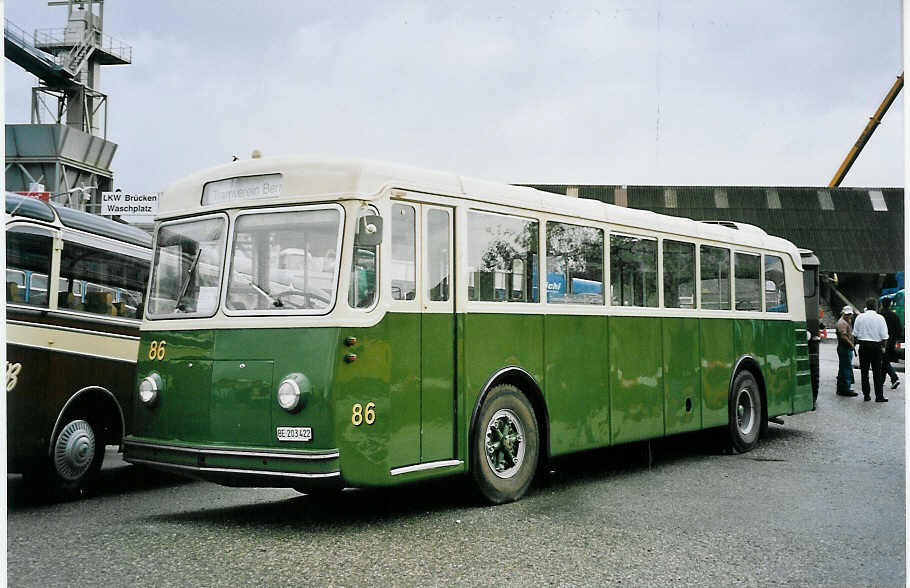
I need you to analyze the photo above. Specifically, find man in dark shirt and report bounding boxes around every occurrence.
[879,297,902,390]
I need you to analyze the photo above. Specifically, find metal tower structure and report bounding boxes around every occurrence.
[4,0,132,212]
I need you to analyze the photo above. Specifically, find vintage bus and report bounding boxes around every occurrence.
[6,193,152,495]
[123,158,812,504]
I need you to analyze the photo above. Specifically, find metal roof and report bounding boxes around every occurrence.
[524,184,904,275]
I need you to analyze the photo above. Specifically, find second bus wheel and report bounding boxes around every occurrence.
[25,417,105,499]
[728,371,762,453]
[472,384,539,505]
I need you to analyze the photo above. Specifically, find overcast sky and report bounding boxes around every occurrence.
[4,1,906,191]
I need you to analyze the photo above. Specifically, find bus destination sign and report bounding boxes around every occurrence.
[202,174,283,205]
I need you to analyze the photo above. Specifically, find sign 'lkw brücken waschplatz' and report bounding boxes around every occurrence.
[101,191,161,216]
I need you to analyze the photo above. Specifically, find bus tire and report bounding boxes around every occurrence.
[471,384,539,505]
[728,371,762,453]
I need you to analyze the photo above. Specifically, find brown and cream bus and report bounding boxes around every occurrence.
[6,193,152,495]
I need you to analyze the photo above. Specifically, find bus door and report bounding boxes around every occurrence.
[419,204,455,462]
[387,200,455,467]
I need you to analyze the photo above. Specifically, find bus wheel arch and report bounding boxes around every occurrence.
[43,386,125,492]
[728,358,766,453]
[471,367,550,465]
[469,368,548,504]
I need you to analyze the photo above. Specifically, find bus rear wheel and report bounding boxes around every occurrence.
[728,371,762,453]
[471,384,539,505]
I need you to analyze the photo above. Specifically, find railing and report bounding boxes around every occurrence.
[4,18,31,46]
[4,18,74,76]
[33,27,132,63]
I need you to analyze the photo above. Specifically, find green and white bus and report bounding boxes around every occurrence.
[123,157,812,504]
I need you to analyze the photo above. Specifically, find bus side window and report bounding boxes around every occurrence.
[6,226,53,307]
[467,211,539,303]
[390,204,416,301]
[663,239,695,309]
[349,245,377,308]
[610,234,657,307]
[426,209,450,302]
[700,245,731,310]
[734,253,761,311]
[546,221,604,305]
[350,206,379,309]
[60,240,150,318]
[764,255,788,313]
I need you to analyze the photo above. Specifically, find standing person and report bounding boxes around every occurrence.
[852,297,890,402]
[835,306,858,397]
[879,297,902,390]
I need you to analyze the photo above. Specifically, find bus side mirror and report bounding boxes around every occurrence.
[355,215,383,247]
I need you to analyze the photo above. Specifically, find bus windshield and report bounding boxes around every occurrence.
[225,207,342,313]
[147,216,227,318]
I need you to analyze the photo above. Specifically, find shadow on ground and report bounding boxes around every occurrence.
[8,461,190,509]
[144,426,810,529]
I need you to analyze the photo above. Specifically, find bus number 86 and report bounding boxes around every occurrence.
[352,402,376,426]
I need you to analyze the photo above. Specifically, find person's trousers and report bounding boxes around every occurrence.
[882,354,898,384]
[858,341,885,399]
[836,346,854,393]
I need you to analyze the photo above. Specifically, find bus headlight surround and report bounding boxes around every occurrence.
[139,373,162,407]
[277,373,311,413]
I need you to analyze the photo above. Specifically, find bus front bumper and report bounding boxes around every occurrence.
[123,438,342,488]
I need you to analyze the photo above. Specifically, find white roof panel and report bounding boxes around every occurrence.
[159,156,802,269]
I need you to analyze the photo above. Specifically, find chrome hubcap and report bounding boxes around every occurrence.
[54,420,96,481]
[736,388,755,436]
[485,409,525,479]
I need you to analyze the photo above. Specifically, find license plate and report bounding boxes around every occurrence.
[276,427,312,442]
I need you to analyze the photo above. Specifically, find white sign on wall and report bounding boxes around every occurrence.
[101,191,160,216]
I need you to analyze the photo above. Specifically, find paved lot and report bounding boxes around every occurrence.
[7,341,905,586]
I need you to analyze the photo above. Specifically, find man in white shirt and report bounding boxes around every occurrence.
[852,297,890,402]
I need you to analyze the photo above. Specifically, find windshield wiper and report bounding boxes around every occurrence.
[240,274,283,307]
[174,249,202,312]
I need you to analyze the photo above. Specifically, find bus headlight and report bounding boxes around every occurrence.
[139,373,162,407]
[277,373,310,413]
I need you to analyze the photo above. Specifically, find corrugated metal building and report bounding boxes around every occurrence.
[524,184,904,308]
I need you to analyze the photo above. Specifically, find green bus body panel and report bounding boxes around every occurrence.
[134,328,339,452]
[763,321,796,417]
[545,314,609,456]
[128,313,809,489]
[662,317,701,435]
[211,360,274,445]
[336,313,419,486]
[609,316,664,444]
[793,322,813,414]
[700,319,734,428]
[462,313,544,451]
[420,312,456,462]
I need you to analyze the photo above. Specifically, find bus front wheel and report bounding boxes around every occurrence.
[471,384,539,505]
[728,371,762,453]
[26,418,105,497]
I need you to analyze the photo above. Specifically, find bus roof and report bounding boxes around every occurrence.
[5,192,56,222]
[160,157,803,268]
[6,192,153,248]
